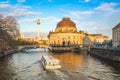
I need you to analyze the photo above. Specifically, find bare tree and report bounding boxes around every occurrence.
[0,15,20,39]
[0,14,20,48]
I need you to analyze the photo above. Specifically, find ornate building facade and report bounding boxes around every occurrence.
[48,17,109,46]
[112,23,120,47]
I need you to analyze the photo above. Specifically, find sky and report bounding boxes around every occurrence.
[0,0,120,38]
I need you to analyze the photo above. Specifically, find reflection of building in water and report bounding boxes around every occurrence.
[50,53,84,70]
[48,17,109,46]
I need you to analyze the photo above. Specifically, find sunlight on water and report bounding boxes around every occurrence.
[50,52,84,70]
[0,48,120,80]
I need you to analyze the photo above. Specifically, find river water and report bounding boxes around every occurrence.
[0,48,120,80]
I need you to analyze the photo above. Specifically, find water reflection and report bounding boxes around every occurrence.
[50,52,120,80]
[0,48,120,80]
[50,52,84,70]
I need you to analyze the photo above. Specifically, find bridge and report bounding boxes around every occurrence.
[18,45,49,51]
[18,45,39,51]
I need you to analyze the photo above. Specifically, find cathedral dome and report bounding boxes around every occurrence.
[55,17,77,32]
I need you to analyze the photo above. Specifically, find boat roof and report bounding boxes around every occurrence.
[42,55,58,61]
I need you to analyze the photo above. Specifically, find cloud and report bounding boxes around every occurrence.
[19,16,60,33]
[9,11,38,17]
[20,19,36,24]
[85,0,90,2]
[95,3,116,11]
[78,0,90,3]
[0,3,38,18]
[22,32,48,38]
[8,7,38,17]
[70,11,92,15]
[20,16,60,25]
[0,3,11,9]
[65,2,120,38]
[69,11,92,18]
[18,0,26,3]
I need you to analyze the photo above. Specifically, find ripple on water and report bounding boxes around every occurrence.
[0,49,120,80]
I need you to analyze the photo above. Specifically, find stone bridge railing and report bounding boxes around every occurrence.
[18,45,39,51]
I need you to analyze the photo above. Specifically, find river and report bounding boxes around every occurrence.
[0,48,120,80]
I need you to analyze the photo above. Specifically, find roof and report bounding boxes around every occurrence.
[89,34,102,36]
[112,23,120,30]
[103,36,108,38]
[42,55,60,62]
[55,17,77,32]
[56,17,76,28]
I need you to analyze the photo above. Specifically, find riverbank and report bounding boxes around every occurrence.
[0,49,18,57]
[49,46,89,53]
[0,45,39,58]
[89,47,120,62]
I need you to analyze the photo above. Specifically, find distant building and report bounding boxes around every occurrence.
[88,34,109,43]
[112,23,120,47]
[19,33,24,39]
[83,35,92,47]
[48,17,109,46]
[48,18,83,46]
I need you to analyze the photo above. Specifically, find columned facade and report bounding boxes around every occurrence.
[48,17,109,47]
[49,32,84,46]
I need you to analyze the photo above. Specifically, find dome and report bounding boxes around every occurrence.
[55,17,77,32]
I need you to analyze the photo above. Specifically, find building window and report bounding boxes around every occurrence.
[74,36,75,39]
[68,36,70,39]
[70,29,73,32]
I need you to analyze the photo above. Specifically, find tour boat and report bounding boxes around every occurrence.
[41,55,61,70]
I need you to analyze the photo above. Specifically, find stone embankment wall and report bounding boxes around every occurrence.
[0,49,18,57]
[49,46,72,53]
[0,45,39,57]
[89,48,120,62]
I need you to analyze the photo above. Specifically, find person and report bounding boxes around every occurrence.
[113,47,118,51]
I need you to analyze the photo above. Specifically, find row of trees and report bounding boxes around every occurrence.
[0,14,20,48]
[15,39,39,45]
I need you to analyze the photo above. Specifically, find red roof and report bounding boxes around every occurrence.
[112,23,120,30]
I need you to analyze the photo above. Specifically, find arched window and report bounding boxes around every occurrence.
[68,36,70,39]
